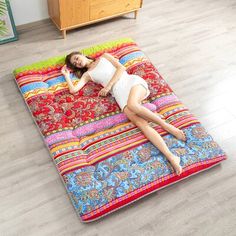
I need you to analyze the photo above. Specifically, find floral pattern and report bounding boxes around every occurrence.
[25,60,171,136]
[64,124,226,216]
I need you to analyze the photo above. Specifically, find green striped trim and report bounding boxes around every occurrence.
[13,37,135,76]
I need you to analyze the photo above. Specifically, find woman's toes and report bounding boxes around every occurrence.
[178,130,186,141]
[181,130,187,141]
[172,128,186,141]
[169,155,183,176]
[176,166,183,176]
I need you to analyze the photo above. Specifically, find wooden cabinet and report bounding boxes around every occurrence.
[59,0,90,28]
[47,0,143,38]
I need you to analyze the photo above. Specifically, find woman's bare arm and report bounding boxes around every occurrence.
[102,53,126,90]
[61,65,91,94]
[65,72,91,94]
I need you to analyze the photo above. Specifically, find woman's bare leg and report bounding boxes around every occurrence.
[123,106,182,175]
[126,85,186,141]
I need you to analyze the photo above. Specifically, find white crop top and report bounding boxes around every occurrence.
[87,56,128,96]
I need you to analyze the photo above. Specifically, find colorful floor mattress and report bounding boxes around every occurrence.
[13,37,227,222]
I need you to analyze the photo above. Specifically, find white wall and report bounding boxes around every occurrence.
[10,0,49,26]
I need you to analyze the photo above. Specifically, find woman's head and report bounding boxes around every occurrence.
[65,51,95,78]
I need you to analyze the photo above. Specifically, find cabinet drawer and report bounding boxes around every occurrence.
[60,0,89,28]
[90,0,141,21]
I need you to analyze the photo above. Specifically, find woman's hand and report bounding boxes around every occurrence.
[61,65,70,77]
[98,86,111,97]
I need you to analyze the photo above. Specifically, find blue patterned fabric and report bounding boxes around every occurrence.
[63,123,225,216]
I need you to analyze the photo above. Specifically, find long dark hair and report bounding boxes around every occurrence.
[65,51,95,78]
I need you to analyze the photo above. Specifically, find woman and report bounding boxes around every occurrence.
[61,51,187,175]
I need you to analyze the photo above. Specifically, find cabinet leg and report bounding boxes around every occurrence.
[62,30,66,39]
[134,10,138,19]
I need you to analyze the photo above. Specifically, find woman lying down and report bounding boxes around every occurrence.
[61,51,187,176]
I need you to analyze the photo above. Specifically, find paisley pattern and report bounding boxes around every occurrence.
[64,124,226,218]
[23,58,171,136]
[13,38,227,222]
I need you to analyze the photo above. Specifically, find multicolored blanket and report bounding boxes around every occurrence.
[13,37,227,222]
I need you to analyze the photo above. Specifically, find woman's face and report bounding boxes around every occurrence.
[70,54,87,68]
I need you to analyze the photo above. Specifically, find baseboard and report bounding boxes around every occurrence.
[16,18,51,31]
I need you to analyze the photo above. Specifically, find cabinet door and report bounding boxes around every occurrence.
[90,0,141,21]
[60,0,89,28]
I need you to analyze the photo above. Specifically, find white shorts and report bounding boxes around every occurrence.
[111,74,151,112]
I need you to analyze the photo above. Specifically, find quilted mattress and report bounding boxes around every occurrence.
[13,37,227,222]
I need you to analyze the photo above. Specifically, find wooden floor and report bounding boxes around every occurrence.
[1,0,236,235]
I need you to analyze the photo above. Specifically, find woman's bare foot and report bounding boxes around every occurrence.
[172,128,186,142]
[162,121,186,142]
[168,154,183,176]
